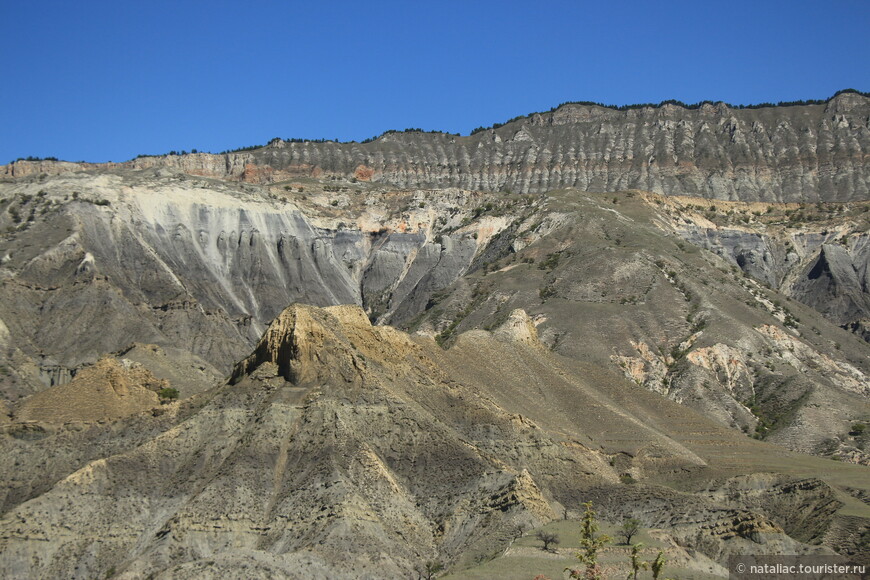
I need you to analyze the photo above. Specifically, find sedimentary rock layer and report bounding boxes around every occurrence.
[4,92,869,202]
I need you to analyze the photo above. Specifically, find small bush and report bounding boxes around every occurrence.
[537,252,561,271]
[158,387,179,401]
[539,285,556,300]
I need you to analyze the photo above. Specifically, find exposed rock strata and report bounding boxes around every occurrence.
[4,92,869,202]
[0,173,494,377]
[658,194,870,335]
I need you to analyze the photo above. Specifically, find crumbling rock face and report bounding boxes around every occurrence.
[580,479,841,566]
[0,305,578,578]
[792,243,870,328]
[0,174,496,378]
[703,474,844,545]
[4,92,869,202]
[678,222,870,336]
[647,189,870,340]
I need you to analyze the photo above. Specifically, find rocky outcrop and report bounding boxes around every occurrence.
[1,173,867,466]
[493,308,542,347]
[4,92,869,202]
[15,358,164,423]
[0,305,579,578]
[792,243,870,328]
[2,95,868,578]
[703,474,843,545]
[663,195,870,336]
[404,189,870,464]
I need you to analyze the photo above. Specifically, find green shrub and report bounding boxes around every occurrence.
[537,252,561,271]
[539,285,556,300]
[158,387,179,401]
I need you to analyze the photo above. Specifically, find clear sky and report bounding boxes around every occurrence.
[2,0,868,163]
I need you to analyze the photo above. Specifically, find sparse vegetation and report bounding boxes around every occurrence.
[628,543,648,580]
[537,252,561,271]
[11,156,59,163]
[566,502,610,580]
[650,550,666,580]
[539,285,557,300]
[466,90,867,135]
[416,560,443,580]
[435,295,483,347]
[618,518,641,545]
[535,530,560,552]
[157,387,179,401]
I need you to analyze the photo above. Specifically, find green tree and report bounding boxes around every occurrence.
[157,387,179,401]
[567,501,611,580]
[535,530,560,551]
[628,543,648,580]
[650,550,666,580]
[618,518,641,545]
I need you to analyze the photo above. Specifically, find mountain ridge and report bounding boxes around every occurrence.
[8,89,869,161]
[4,90,869,203]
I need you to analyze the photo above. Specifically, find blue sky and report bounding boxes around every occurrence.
[2,0,868,163]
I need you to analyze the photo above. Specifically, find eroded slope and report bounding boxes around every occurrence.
[2,305,867,578]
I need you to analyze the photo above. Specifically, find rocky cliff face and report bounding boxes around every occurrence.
[4,92,869,202]
[388,189,870,463]
[645,194,870,340]
[15,358,165,423]
[2,92,868,578]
